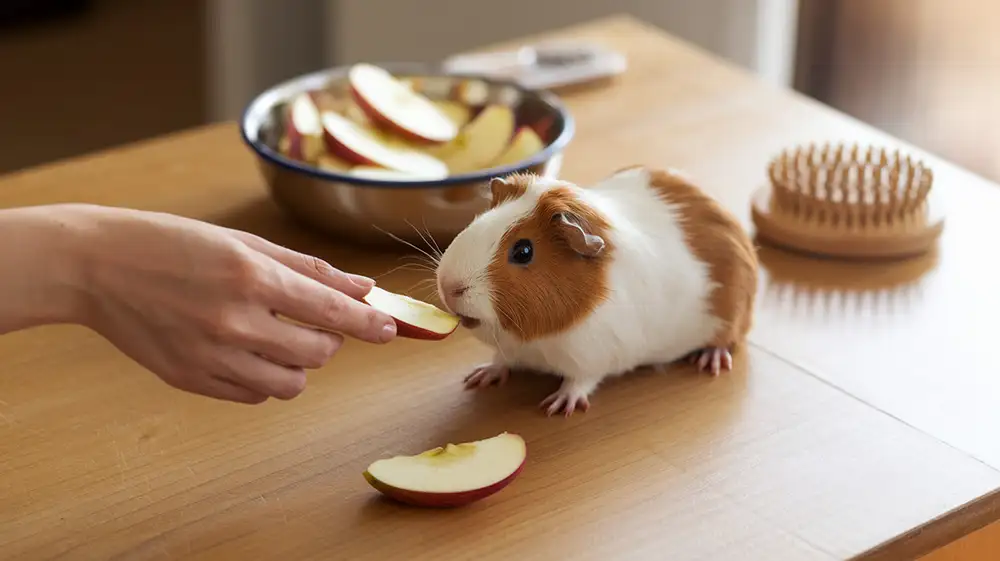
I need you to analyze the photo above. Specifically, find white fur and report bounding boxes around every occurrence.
[437,169,720,399]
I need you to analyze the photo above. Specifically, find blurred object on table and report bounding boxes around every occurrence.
[441,42,627,91]
[795,0,1000,184]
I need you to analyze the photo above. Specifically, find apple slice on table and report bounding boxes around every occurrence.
[349,63,458,144]
[283,92,326,162]
[362,286,459,340]
[363,432,527,508]
[321,111,448,178]
[428,104,515,174]
[489,126,545,168]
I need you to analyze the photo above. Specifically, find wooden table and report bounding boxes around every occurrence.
[2,15,1000,561]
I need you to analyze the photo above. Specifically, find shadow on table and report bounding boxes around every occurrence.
[755,242,940,318]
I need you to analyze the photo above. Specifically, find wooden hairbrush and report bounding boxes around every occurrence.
[750,142,945,260]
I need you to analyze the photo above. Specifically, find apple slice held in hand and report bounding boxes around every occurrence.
[349,63,458,144]
[362,286,459,340]
[363,432,527,508]
[321,111,448,178]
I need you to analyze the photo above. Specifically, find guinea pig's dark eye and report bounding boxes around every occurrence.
[508,239,533,265]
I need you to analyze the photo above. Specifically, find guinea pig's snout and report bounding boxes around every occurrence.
[438,278,469,314]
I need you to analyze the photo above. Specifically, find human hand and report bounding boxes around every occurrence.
[68,205,397,404]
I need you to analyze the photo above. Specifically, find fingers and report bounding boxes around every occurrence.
[263,268,397,344]
[235,231,375,300]
[238,310,345,369]
[196,375,270,405]
[215,349,310,400]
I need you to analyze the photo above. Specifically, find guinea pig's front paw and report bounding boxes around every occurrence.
[687,347,734,376]
[540,379,595,417]
[463,363,510,389]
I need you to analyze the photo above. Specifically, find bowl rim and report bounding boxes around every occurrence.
[239,61,575,189]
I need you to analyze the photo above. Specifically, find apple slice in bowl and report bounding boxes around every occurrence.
[349,63,459,144]
[363,432,527,507]
[490,126,546,168]
[426,104,516,174]
[362,286,459,340]
[321,111,448,179]
[284,92,326,163]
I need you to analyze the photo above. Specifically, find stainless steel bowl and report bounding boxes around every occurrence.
[240,62,574,247]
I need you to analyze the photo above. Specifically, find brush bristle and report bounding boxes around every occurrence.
[767,142,933,229]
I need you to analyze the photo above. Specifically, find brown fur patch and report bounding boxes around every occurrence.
[487,184,615,341]
[488,173,533,209]
[648,168,759,349]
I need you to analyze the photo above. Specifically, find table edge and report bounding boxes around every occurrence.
[855,486,1000,560]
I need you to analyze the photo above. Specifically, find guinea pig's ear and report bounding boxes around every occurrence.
[489,176,525,208]
[553,212,606,257]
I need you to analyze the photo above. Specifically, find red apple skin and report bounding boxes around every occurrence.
[348,86,450,146]
[359,289,460,341]
[285,104,310,161]
[363,460,525,508]
[321,118,378,166]
[284,92,326,162]
[391,319,458,341]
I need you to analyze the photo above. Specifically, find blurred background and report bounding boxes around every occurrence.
[1,0,997,183]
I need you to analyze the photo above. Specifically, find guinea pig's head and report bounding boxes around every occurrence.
[436,173,615,341]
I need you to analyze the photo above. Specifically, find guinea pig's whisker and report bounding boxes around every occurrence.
[491,296,526,338]
[491,330,510,362]
[406,219,443,262]
[374,262,435,279]
[372,224,441,267]
[419,216,444,260]
[397,258,437,273]
[405,278,438,296]
[410,255,439,271]
[416,284,439,301]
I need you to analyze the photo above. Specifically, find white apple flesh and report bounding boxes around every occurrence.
[363,432,527,508]
[427,104,515,174]
[433,100,473,128]
[490,126,546,168]
[362,286,459,340]
[321,111,448,178]
[349,63,458,144]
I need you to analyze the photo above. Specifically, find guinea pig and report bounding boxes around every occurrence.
[435,165,758,416]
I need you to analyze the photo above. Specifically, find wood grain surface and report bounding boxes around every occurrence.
[1,14,999,561]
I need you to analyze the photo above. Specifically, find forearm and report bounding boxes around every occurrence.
[0,204,93,334]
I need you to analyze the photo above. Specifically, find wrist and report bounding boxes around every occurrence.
[0,204,101,332]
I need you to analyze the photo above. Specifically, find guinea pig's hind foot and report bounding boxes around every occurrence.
[463,363,510,389]
[686,347,733,376]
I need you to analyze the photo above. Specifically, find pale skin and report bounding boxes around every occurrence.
[0,203,398,404]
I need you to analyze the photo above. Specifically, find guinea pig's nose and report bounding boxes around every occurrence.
[439,279,468,310]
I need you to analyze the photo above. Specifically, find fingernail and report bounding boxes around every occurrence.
[381,322,397,342]
[349,274,375,290]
